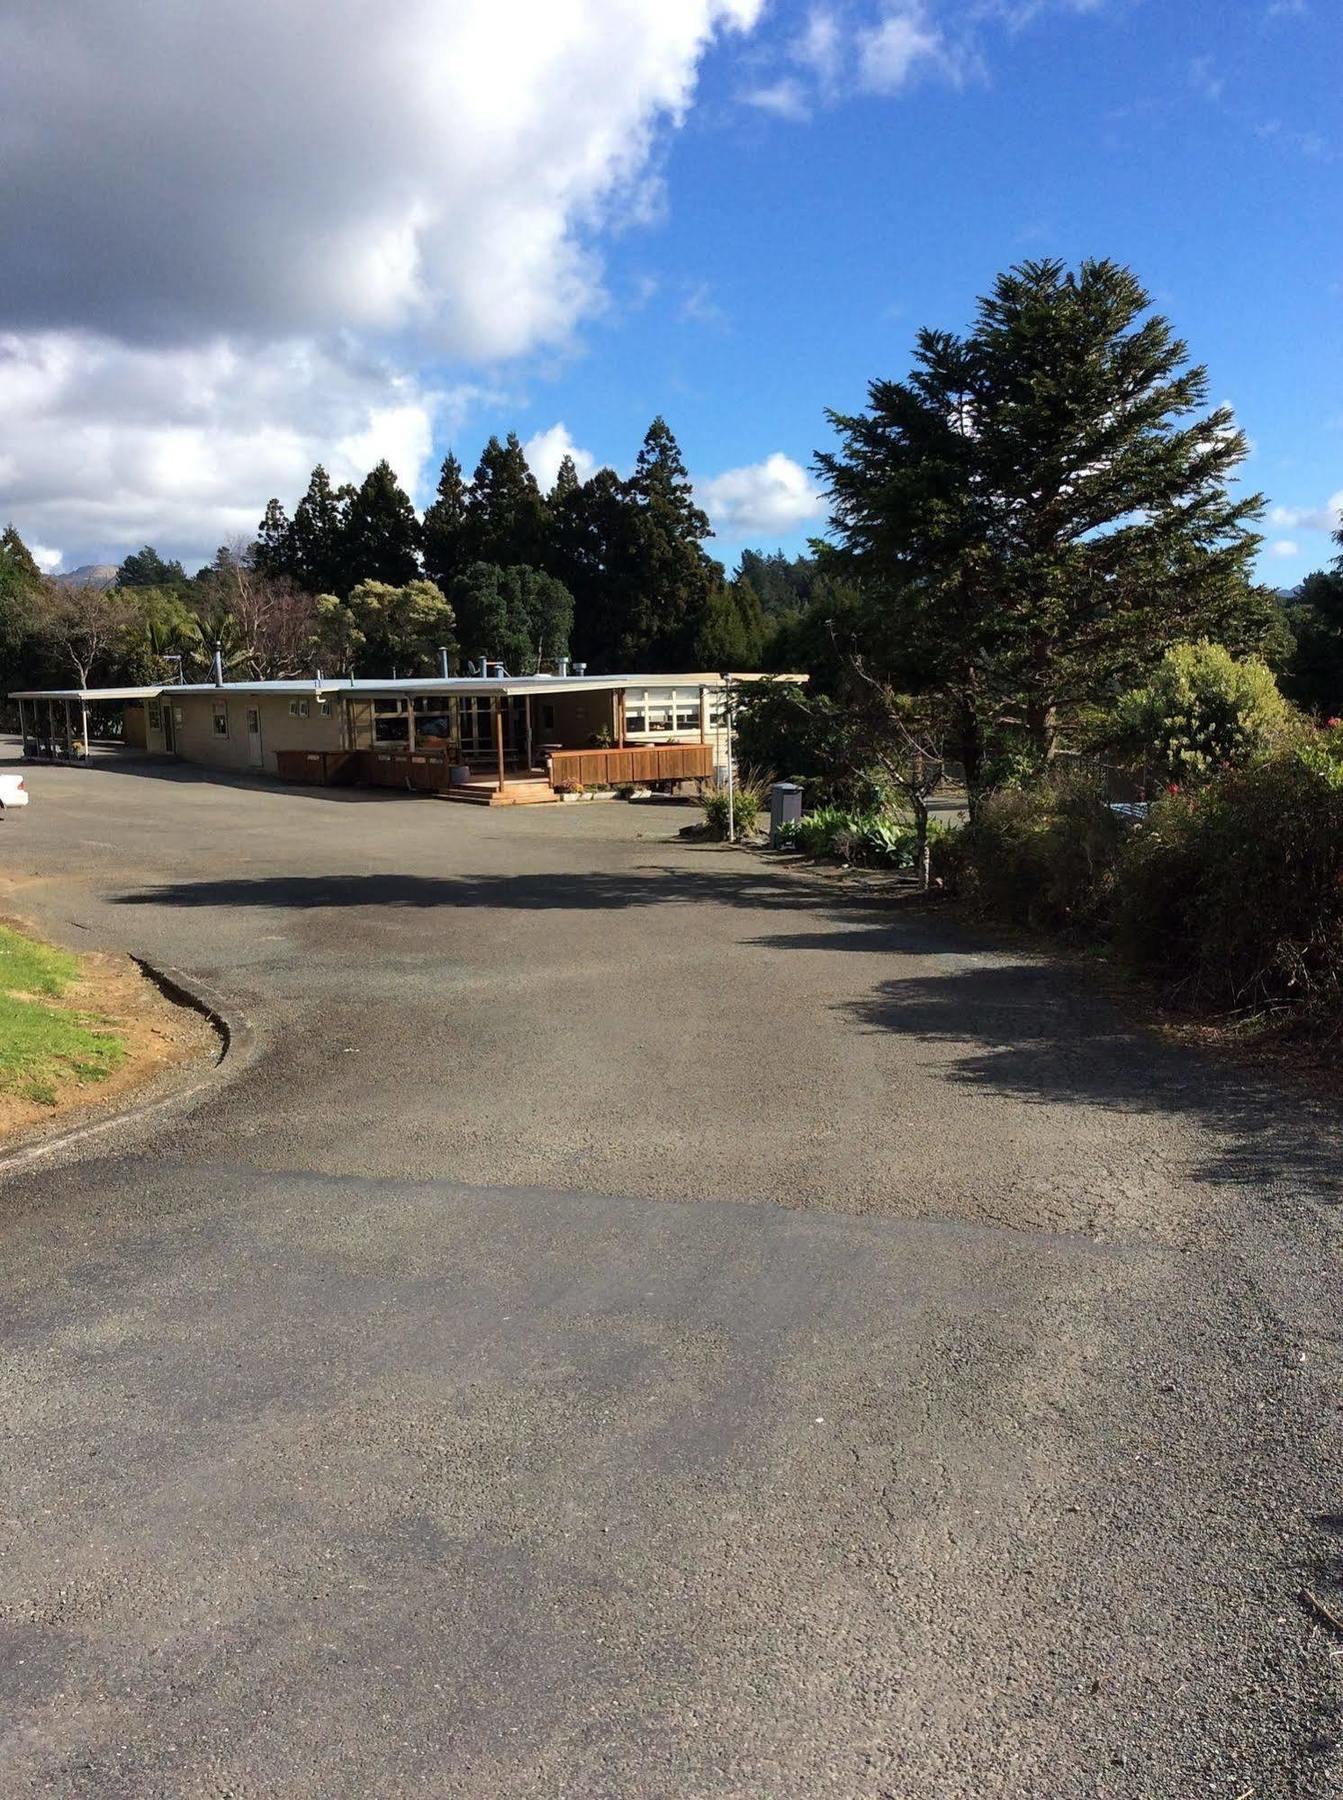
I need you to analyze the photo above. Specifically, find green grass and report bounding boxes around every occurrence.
[0,924,125,1105]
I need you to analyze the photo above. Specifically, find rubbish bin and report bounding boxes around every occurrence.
[770,781,803,847]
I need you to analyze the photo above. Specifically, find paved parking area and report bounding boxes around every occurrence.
[1,752,1341,1796]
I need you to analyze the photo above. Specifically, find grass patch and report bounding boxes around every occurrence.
[0,924,81,998]
[0,924,126,1105]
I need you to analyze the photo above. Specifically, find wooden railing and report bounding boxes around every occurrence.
[547,743,714,788]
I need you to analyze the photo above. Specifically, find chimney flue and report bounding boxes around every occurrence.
[438,645,450,679]
[211,645,224,687]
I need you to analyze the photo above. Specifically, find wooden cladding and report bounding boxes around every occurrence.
[548,743,714,788]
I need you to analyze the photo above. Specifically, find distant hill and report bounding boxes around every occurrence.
[53,564,117,588]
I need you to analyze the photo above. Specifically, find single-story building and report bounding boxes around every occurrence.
[9,669,798,805]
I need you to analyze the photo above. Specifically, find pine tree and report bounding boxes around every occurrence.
[818,257,1265,771]
[290,465,351,595]
[464,433,547,569]
[450,563,574,673]
[255,498,296,581]
[422,452,470,590]
[116,545,187,589]
[343,461,422,589]
[626,417,719,667]
[550,453,581,504]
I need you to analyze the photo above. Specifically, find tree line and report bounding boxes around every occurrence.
[0,417,799,696]
[4,259,1341,722]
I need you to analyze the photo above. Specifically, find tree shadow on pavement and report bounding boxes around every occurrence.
[843,961,1343,1206]
[108,867,966,944]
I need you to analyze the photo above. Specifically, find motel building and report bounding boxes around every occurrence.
[10,666,790,805]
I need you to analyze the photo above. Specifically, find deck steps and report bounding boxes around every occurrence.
[438,779,560,807]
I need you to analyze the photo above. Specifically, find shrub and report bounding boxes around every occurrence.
[1114,639,1294,785]
[699,766,772,839]
[784,804,919,869]
[1114,735,1343,1027]
[938,767,1124,932]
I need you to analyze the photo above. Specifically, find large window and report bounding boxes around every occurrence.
[212,702,229,738]
[623,686,705,737]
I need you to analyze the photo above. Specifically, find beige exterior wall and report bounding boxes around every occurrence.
[170,691,345,774]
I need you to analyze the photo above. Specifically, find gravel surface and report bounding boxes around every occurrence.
[1,752,1340,1797]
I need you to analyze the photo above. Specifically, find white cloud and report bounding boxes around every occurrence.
[697,452,825,536]
[0,0,762,564]
[858,8,951,92]
[0,330,467,569]
[522,423,599,492]
[1188,54,1224,102]
[741,77,814,120]
[1269,491,1343,533]
[794,8,845,91]
[29,544,63,574]
[1269,539,1301,558]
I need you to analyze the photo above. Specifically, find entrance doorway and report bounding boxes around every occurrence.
[246,705,263,768]
[163,706,176,753]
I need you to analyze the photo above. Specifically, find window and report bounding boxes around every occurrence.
[540,703,556,734]
[147,701,163,731]
[644,688,673,733]
[299,699,310,719]
[246,707,260,733]
[674,690,701,732]
[288,699,300,717]
[624,691,646,733]
[212,703,229,738]
[319,700,333,717]
[373,699,409,744]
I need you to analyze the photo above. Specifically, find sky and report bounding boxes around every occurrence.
[1,0,1340,587]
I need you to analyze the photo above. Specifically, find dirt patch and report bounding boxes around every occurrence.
[0,946,219,1143]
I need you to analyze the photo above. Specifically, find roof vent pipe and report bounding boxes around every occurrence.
[438,645,450,679]
[572,661,587,677]
[212,645,224,687]
[556,655,571,677]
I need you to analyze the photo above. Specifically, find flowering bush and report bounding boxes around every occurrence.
[1114,640,1294,785]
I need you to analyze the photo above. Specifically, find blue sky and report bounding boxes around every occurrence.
[4,0,1340,586]
[472,0,1343,585]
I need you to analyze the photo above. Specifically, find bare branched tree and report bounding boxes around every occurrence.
[195,541,317,679]
[31,581,133,689]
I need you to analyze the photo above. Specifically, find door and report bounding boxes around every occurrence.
[246,705,263,768]
[163,705,176,753]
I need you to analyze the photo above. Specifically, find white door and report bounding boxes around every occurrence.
[246,706,263,767]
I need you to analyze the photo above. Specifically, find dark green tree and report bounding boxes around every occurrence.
[116,545,187,589]
[255,498,296,580]
[343,460,422,588]
[817,258,1266,778]
[624,416,719,666]
[0,525,43,694]
[463,433,547,569]
[290,465,353,595]
[550,453,581,505]
[1284,547,1343,716]
[694,581,766,669]
[422,452,470,591]
[450,562,574,673]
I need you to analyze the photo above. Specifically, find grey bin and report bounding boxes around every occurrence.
[770,781,803,847]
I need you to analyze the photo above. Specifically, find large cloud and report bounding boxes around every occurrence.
[697,453,825,537]
[0,0,761,565]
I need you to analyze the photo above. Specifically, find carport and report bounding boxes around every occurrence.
[11,686,165,762]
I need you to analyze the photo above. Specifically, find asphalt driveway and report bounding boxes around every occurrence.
[1,751,1341,1797]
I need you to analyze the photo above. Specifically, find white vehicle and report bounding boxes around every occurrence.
[0,773,31,814]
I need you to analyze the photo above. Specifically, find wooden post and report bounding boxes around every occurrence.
[406,699,417,753]
[63,699,73,761]
[524,695,534,770]
[617,690,626,748]
[16,698,24,754]
[80,701,90,762]
[494,696,506,793]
